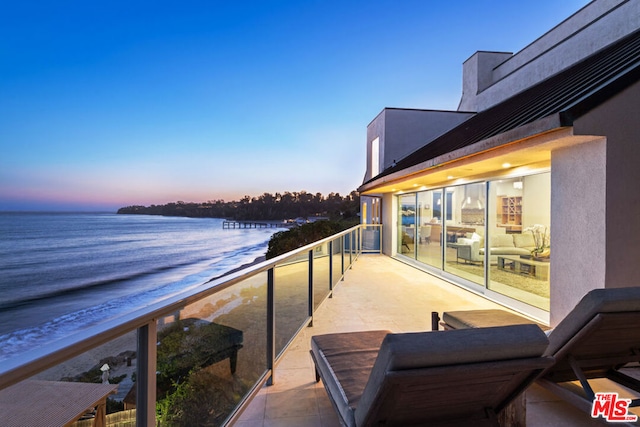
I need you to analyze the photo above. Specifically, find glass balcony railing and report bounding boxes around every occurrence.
[0,224,382,427]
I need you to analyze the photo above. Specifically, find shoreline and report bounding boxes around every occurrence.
[207,255,267,283]
[32,256,269,387]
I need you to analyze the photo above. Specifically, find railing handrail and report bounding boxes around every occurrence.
[0,223,381,389]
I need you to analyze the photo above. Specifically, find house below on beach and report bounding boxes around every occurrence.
[359,0,640,325]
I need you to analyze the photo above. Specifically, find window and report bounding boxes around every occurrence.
[487,174,550,311]
[416,190,442,268]
[395,172,550,312]
[398,194,416,257]
[443,183,485,286]
[433,191,453,221]
[371,137,380,177]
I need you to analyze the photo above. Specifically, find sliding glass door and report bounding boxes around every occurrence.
[416,190,442,268]
[395,172,551,311]
[398,194,416,257]
[487,174,550,310]
[443,183,485,286]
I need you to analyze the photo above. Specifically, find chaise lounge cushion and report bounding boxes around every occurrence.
[443,309,551,331]
[541,287,640,383]
[312,325,551,427]
[311,330,391,425]
[439,287,640,416]
[371,325,548,372]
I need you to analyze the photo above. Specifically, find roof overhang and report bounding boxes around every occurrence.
[358,114,602,195]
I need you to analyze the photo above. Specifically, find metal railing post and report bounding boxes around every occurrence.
[349,231,353,267]
[137,322,157,427]
[341,235,345,280]
[267,268,275,386]
[328,240,333,298]
[308,249,314,326]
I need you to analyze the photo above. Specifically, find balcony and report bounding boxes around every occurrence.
[0,225,614,426]
[235,254,601,427]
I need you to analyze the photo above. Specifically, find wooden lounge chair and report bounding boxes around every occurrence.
[310,325,553,427]
[537,288,640,416]
[436,287,640,422]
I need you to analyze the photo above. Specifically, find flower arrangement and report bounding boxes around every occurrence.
[524,224,550,258]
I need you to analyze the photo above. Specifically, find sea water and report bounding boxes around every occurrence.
[0,212,278,361]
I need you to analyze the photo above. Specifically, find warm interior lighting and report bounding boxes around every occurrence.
[502,162,511,168]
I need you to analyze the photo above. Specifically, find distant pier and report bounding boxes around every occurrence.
[222,220,287,229]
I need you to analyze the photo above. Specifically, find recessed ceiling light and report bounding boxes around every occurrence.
[447,175,454,180]
[502,163,511,168]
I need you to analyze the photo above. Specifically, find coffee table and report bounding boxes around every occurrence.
[497,255,550,281]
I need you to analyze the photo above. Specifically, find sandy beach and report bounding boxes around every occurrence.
[32,255,271,394]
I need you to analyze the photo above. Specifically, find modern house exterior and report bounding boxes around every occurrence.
[5,2,640,426]
[359,0,640,325]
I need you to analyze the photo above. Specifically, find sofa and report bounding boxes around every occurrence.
[455,232,537,264]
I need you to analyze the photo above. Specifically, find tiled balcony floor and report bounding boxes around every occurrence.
[234,255,604,427]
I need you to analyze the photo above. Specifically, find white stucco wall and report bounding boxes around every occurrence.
[550,139,607,325]
[381,193,395,256]
[459,51,513,108]
[572,79,640,293]
[363,109,473,183]
[459,0,639,112]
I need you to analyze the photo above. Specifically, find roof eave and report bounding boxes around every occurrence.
[358,114,565,194]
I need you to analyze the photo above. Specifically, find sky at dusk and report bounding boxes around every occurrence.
[0,0,590,211]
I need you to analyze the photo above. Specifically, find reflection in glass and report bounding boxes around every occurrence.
[332,237,343,286]
[397,173,550,312]
[28,331,138,427]
[274,259,309,357]
[313,244,331,310]
[416,190,442,268]
[398,194,416,257]
[155,273,268,426]
[443,183,485,286]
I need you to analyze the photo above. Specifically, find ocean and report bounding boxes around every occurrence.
[0,212,278,362]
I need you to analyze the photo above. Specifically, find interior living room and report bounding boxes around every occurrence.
[398,172,550,312]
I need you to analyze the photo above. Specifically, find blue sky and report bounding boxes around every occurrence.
[0,0,589,211]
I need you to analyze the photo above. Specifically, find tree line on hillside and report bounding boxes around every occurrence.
[266,220,357,259]
[117,190,360,221]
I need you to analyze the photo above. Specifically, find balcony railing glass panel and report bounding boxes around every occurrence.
[331,236,344,286]
[0,330,138,427]
[361,224,382,253]
[154,272,268,427]
[313,243,331,311]
[274,256,309,358]
[0,224,374,427]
